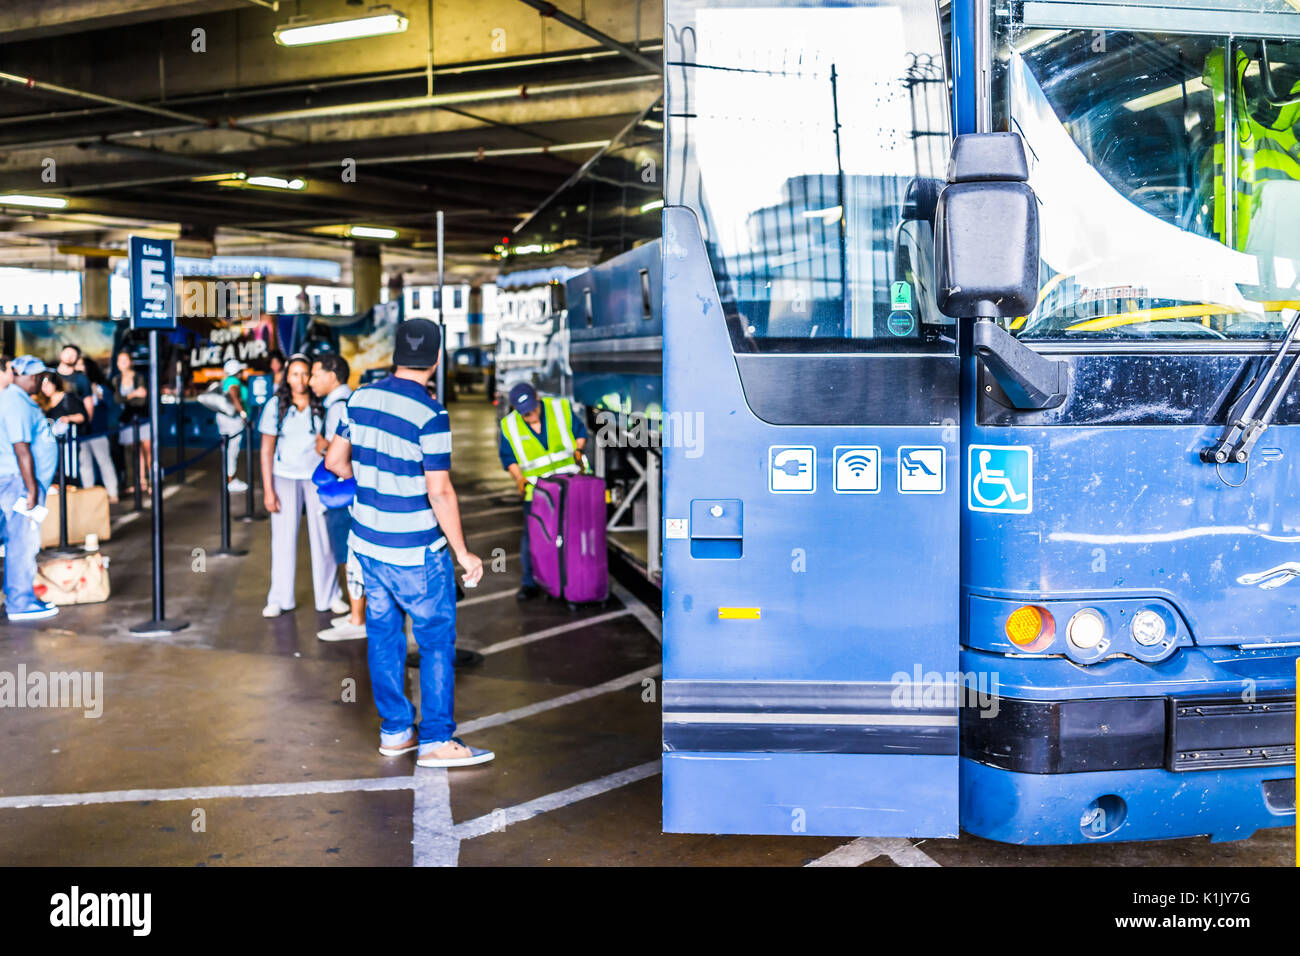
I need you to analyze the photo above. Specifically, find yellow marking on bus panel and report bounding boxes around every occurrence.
[718,607,760,620]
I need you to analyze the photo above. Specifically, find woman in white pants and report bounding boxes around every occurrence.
[258,354,346,618]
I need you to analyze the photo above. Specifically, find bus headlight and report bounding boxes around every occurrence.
[1066,608,1105,650]
[1131,609,1167,646]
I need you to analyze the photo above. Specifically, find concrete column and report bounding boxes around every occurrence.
[387,270,405,320]
[467,284,484,346]
[352,241,381,315]
[82,255,110,319]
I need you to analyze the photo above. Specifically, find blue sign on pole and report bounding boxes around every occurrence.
[129,236,176,331]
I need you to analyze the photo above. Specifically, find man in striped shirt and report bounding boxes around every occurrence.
[325,318,492,769]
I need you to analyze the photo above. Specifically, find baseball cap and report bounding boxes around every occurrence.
[223,359,246,376]
[12,355,47,376]
[392,318,442,368]
[508,382,539,413]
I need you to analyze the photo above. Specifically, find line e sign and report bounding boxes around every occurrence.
[129,236,175,331]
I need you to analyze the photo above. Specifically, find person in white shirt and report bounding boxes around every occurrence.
[258,353,345,618]
[309,352,365,641]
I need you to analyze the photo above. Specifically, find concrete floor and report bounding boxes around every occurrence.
[0,394,1292,866]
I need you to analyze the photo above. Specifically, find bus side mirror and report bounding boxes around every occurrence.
[934,132,1039,319]
[934,133,1066,410]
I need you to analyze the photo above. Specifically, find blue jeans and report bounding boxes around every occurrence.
[0,474,46,614]
[519,499,535,588]
[357,547,457,744]
[323,506,352,564]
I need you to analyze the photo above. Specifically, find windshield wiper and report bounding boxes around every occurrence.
[1202,308,1300,465]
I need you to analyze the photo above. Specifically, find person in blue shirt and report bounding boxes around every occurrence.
[0,356,60,621]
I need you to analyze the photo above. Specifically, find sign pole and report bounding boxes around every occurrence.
[435,209,446,404]
[128,236,189,636]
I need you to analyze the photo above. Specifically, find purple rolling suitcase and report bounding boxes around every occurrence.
[528,474,608,604]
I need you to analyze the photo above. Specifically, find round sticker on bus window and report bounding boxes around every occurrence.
[887,311,916,336]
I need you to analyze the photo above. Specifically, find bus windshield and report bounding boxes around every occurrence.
[994,4,1300,340]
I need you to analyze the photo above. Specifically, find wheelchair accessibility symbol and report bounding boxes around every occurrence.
[968,445,1032,514]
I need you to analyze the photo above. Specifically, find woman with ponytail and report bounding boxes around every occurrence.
[258,353,345,618]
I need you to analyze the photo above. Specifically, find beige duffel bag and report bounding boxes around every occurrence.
[40,486,112,550]
[34,552,111,606]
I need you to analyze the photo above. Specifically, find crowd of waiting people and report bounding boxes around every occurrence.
[0,320,495,767]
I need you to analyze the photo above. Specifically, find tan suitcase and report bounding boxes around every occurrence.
[41,486,112,550]
[34,552,110,605]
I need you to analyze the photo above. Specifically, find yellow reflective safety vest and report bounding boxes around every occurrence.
[1204,48,1300,250]
[501,396,581,501]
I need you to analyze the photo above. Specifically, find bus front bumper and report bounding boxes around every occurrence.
[957,647,1296,844]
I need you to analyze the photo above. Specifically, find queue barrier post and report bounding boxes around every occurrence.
[211,433,247,557]
[239,416,266,523]
[131,418,144,512]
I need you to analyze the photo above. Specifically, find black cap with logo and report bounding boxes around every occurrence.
[393,318,442,368]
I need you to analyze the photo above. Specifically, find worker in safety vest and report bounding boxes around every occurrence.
[498,382,588,600]
[1202,47,1300,253]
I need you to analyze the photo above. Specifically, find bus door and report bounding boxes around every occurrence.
[661,0,961,836]
[950,4,1300,844]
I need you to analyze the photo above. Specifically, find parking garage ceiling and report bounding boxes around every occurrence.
[0,0,663,281]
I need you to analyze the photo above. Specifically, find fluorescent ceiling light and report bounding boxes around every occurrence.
[0,194,67,209]
[275,9,408,47]
[246,176,306,190]
[349,226,398,239]
[640,199,665,214]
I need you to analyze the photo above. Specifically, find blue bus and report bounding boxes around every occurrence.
[656,0,1299,844]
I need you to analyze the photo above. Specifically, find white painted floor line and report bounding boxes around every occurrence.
[457,664,662,736]
[0,775,415,810]
[476,608,633,655]
[412,767,459,867]
[457,588,518,609]
[110,470,206,530]
[460,505,523,520]
[805,836,941,868]
[610,580,661,643]
[454,760,662,840]
[465,524,524,541]
[457,488,517,504]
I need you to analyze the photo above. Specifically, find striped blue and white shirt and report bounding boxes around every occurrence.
[343,376,451,566]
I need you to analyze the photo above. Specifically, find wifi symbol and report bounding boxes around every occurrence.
[843,454,873,476]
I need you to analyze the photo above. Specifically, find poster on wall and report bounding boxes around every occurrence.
[188,318,276,384]
[14,319,117,365]
[338,299,402,387]
[179,277,278,384]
